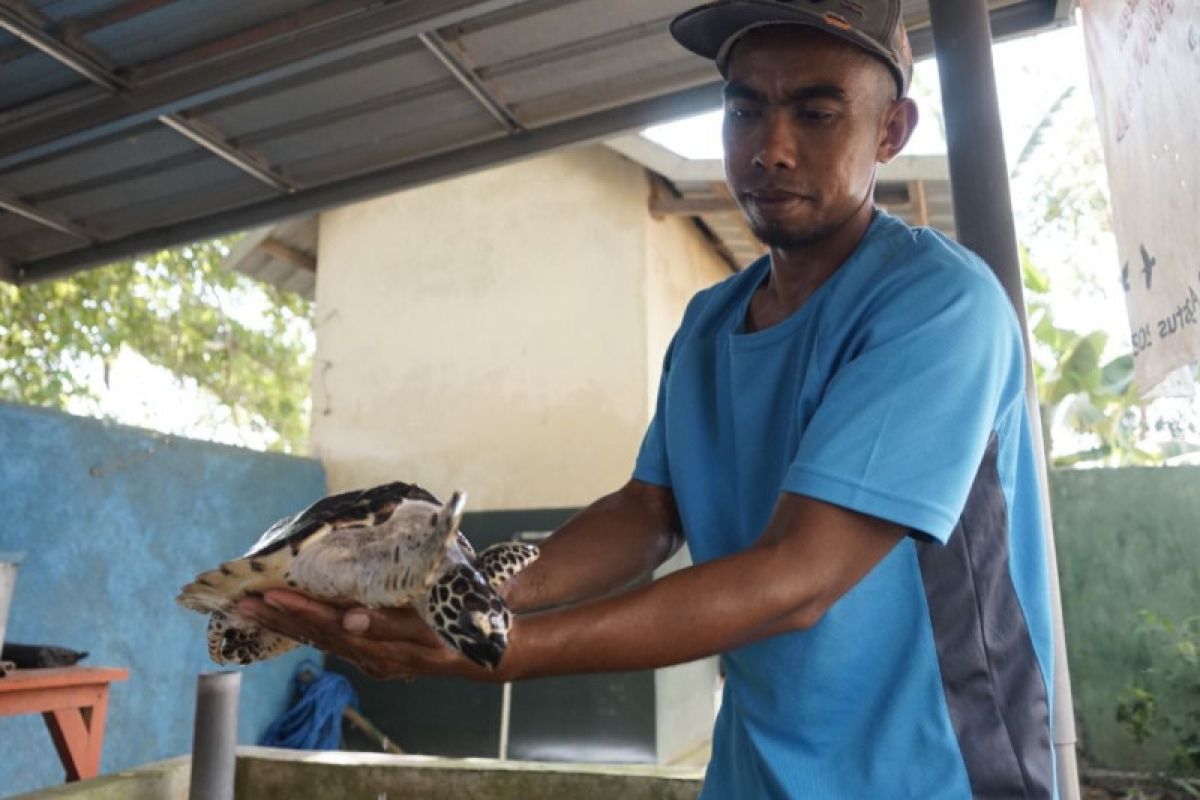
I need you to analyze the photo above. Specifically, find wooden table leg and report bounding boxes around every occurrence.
[0,667,128,784]
[41,687,110,781]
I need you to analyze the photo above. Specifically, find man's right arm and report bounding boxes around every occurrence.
[501,479,684,613]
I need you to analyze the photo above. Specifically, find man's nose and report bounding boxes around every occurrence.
[752,113,797,171]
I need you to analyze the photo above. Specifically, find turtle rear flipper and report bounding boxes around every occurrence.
[178,551,292,613]
[476,542,539,592]
[207,611,299,666]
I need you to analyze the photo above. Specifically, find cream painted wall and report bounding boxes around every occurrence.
[644,200,735,415]
[314,146,653,510]
[311,143,736,764]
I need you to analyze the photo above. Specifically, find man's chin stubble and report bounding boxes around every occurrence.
[751,221,838,250]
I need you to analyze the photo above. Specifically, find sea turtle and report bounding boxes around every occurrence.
[177,481,538,669]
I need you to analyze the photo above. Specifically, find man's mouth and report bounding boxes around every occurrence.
[744,190,810,209]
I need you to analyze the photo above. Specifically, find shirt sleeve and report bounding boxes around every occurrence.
[783,264,1025,544]
[631,331,676,488]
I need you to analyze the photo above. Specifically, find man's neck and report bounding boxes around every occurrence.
[748,203,877,332]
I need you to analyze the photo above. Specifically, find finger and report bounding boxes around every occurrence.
[341,606,439,643]
[238,596,316,644]
[238,594,343,650]
[261,589,341,621]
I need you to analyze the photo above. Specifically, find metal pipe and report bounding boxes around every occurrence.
[189,670,241,800]
[498,681,512,760]
[926,2,1081,799]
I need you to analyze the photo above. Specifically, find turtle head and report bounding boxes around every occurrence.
[434,490,467,546]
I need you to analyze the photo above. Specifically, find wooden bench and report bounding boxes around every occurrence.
[0,666,129,782]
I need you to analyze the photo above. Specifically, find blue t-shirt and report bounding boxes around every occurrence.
[634,212,1056,799]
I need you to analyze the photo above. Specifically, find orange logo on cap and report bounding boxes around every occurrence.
[823,12,853,31]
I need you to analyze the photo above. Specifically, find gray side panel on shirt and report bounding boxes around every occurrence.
[916,434,1053,799]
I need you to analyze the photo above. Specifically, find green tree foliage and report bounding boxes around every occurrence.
[1005,48,1200,467]
[1025,252,1200,466]
[0,238,314,453]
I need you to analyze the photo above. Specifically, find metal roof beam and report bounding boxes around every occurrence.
[419,31,524,134]
[0,2,126,92]
[156,114,296,193]
[0,0,532,172]
[0,2,296,193]
[69,0,193,38]
[258,238,316,273]
[0,187,96,242]
[12,81,725,283]
[479,15,676,80]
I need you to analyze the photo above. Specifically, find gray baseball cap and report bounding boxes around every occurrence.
[671,0,914,97]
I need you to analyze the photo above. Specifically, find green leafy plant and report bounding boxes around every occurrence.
[0,237,314,453]
[1115,612,1200,776]
[1023,252,1200,467]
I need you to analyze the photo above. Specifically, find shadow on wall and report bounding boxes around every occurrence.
[0,402,326,796]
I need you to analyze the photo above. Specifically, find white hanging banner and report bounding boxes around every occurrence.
[1080,0,1200,394]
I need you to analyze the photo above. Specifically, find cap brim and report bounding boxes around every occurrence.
[670,1,905,95]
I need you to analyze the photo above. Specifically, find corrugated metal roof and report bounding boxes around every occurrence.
[0,0,1071,284]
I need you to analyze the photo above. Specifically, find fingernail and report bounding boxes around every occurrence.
[264,594,288,611]
[344,612,369,633]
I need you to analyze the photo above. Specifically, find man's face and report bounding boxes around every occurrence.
[722,26,899,249]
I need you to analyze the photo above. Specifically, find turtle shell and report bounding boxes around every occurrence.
[246,481,440,558]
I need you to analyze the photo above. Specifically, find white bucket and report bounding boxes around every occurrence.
[0,553,22,655]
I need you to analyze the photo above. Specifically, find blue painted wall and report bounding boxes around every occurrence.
[0,402,326,797]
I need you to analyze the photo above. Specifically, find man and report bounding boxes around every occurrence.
[241,2,1057,797]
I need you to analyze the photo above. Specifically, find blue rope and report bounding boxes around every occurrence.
[260,660,358,751]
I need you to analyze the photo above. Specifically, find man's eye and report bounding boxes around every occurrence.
[726,106,758,121]
[798,109,835,123]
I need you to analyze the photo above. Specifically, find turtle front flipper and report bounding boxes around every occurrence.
[475,542,539,592]
[423,565,511,669]
[207,611,299,666]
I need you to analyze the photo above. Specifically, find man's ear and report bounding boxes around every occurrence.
[877,98,919,164]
